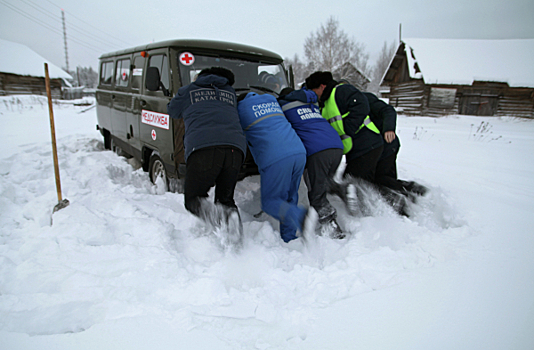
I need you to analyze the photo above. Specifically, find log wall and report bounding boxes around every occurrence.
[382,80,533,118]
[0,72,63,98]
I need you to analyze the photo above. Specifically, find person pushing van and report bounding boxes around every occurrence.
[237,92,317,243]
[278,87,356,238]
[167,67,246,245]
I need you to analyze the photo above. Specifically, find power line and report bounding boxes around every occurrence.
[1,0,125,51]
[0,1,98,52]
[43,0,136,47]
[0,0,138,66]
[18,0,62,25]
[0,1,104,54]
[23,0,131,50]
[0,0,63,36]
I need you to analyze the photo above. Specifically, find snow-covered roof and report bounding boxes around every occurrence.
[403,38,534,88]
[0,38,72,80]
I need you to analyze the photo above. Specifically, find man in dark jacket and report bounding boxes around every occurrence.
[305,72,384,183]
[365,92,427,198]
[364,92,401,190]
[278,87,355,238]
[167,67,247,243]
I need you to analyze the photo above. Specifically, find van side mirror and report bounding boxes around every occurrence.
[146,67,161,91]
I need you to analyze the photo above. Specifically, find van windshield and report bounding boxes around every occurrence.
[176,52,288,94]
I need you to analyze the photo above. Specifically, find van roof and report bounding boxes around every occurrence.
[99,39,284,63]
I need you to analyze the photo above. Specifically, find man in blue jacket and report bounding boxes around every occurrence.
[167,67,247,242]
[278,87,355,238]
[237,92,317,243]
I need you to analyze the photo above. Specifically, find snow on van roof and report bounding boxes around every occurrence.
[0,38,72,80]
[403,38,534,88]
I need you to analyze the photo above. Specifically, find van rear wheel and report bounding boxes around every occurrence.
[149,153,168,191]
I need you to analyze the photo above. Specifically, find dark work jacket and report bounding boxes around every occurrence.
[364,92,400,160]
[321,82,383,161]
[167,74,246,161]
[278,88,343,157]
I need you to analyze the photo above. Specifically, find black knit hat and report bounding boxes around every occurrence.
[199,67,235,86]
[279,87,294,97]
[305,71,334,89]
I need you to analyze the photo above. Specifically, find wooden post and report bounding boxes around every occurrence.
[44,63,69,212]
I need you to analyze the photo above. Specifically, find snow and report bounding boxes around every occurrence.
[1,95,534,349]
[0,39,72,80]
[403,38,534,88]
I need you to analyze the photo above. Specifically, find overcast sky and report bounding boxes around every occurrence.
[1,0,533,72]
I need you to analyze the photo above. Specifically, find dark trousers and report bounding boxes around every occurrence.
[184,146,243,217]
[304,148,343,222]
[375,152,405,192]
[344,145,384,183]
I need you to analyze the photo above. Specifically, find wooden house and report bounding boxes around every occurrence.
[0,39,72,98]
[333,62,370,91]
[380,38,534,118]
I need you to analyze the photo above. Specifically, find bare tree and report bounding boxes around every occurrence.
[368,40,397,93]
[284,53,310,87]
[304,16,370,79]
[68,66,98,88]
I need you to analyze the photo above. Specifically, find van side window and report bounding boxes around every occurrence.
[148,54,170,95]
[131,56,144,90]
[100,61,113,85]
[115,59,131,87]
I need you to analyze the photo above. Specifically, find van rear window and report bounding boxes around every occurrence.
[100,61,114,85]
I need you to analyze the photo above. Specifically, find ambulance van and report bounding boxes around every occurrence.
[96,39,291,192]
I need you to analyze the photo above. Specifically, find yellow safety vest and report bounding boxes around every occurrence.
[322,85,380,154]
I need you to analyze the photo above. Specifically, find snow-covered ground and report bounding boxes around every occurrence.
[1,95,533,350]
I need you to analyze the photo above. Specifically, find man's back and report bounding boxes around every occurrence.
[237,92,305,171]
[167,74,246,161]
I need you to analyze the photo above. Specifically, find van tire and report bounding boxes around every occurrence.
[149,152,168,190]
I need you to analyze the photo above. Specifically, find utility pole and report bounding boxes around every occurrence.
[62,10,69,72]
[399,23,402,44]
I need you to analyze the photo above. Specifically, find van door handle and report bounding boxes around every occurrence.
[140,100,147,107]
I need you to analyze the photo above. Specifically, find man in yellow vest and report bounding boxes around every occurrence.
[305,71,384,183]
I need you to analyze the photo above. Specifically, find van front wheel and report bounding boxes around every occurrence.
[149,153,168,192]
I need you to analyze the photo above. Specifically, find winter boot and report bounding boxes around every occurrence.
[401,181,428,196]
[317,205,337,225]
[316,205,345,239]
[301,207,318,242]
[389,191,410,217]
[396,196,410,217]
[378,187,410,217]
[319,219,345,239]
[224,208,244,249]
[198,198,225,228]
[344,183,359,216]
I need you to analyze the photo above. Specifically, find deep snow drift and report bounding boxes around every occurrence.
[0,95,533,349]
